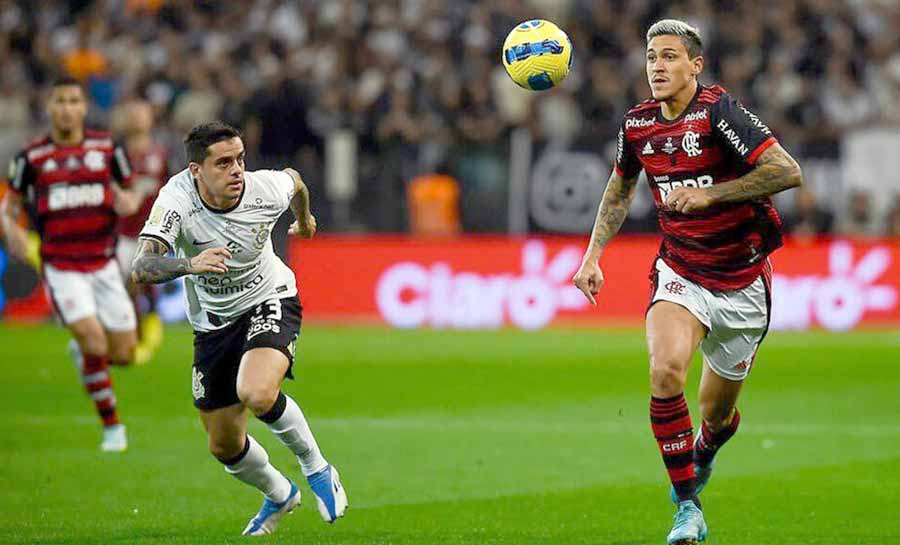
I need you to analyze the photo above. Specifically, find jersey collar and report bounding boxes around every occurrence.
[193,176,245,214]
[656,83,703,126]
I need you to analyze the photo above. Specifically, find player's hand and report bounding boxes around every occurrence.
[111,185,141,216]
[664,187,715,214]
[573,259,604,306]
[188,247,231,274]
[289,213,317,238]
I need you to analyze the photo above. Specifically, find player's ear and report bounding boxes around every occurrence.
[691,55,704,77]
[188,162,201,179]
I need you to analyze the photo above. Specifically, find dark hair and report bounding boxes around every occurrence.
[646,19,703,59]
[50,76,84,91]
[183,121,243,164]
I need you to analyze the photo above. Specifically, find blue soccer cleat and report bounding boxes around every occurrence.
[242,482,301,536]
[307,465,348,523]
[667,500,708,545]
[670,461,713,503]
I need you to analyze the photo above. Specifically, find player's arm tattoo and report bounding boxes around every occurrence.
[131,237,192,284]
[706,144,803,204]
[284,167,311,219]
[588,171,638,254]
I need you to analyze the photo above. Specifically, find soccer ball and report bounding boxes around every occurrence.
[501,19,573,91]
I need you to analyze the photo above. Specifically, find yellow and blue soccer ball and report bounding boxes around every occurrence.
[502,19,573,91]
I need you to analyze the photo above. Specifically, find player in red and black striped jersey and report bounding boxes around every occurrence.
[573,20,802,545]
[1,77,151,452]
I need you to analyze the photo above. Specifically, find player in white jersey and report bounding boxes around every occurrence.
[131,122,347,535]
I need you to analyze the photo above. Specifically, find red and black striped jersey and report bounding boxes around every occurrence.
[117,143,168,238]
[8,129,133,272]
[614,84,782,291]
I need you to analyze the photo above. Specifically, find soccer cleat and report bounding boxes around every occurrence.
[242,482,301,536]
[142,312,164,350]
[670,461,713,503]
[134,313,164,365]
[667,500,707,545]
[100,424,127,452]
[307,465,347,523]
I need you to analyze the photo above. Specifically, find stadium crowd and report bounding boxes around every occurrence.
[1,0,899,235]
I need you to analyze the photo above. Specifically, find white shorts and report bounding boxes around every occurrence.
[116,236,139,276]
[44,260,137,331]
[650,258,771,381]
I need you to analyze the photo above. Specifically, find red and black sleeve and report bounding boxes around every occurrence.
[614,120,642,179]
[111,141,134,187]
[8,151,35,199]
[711,92,777,166]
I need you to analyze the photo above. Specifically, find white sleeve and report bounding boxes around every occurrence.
[257,169,296,210]
[138,188,185,252]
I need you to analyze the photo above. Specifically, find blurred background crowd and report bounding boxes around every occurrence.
[1,0,900,237]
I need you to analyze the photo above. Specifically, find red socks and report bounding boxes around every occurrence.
[82,354,119,427]
[651,394,695,501]
[695,408,741,467]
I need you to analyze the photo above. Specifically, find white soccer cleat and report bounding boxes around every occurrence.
[100,424,127,452]
[306,465,348,523]
[242,482,301,536]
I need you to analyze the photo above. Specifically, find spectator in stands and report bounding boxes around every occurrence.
[836,189,881,238]
[1,0,898,234]
[885,197,900,237]
[783,187,834,238]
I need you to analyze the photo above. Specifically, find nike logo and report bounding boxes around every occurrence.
[193,239,214,246]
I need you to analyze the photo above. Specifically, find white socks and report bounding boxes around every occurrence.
[224,435,292,503]
[266,395,328,476]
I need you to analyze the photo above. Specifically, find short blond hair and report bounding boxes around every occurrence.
[646,19,703,59]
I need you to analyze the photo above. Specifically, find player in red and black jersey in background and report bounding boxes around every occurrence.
[573,20,802,545]
[1,77,151,452]
[112,99,169,364]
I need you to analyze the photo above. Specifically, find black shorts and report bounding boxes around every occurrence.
[192,296,302,411]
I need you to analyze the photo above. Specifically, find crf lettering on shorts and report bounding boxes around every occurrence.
[656,175,714,200]
[48,183,105,211]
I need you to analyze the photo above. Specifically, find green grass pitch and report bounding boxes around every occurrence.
[1,324,898,544]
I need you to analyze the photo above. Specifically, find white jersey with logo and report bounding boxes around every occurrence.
[139,168,297,331]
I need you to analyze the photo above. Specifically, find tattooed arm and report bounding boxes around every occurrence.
[664,143,803,213]
[131,237,231,284]
[587,170,640,254]
[573,170,639,305]
[283,167,317,238]
[706,143,802,203]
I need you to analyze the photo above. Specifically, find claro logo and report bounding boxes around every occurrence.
[375,241,589,329]
[772,242,897,331]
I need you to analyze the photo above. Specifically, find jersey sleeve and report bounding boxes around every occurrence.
[711,93,777,166]
[138,188,185,252]
[614,121,642,179]
[7,151,35,197]
[110,141,134,187]
[258,169,296,210]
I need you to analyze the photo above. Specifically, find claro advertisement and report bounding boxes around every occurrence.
[290,236,900,331]
[2,236,898,331]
